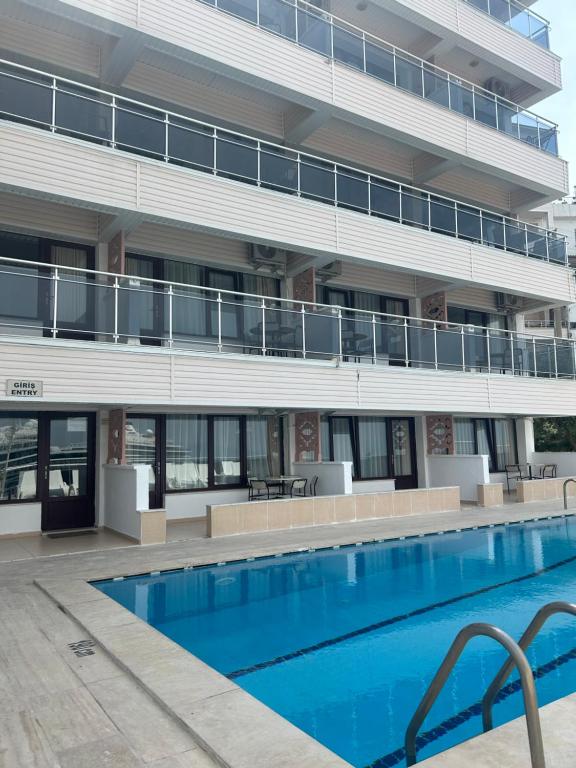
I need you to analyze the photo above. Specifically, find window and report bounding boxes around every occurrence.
[214,417,241,486]
[246,416,282,479]
[454,417,517,472]
[166,416,208,490]
[0,414,39,501]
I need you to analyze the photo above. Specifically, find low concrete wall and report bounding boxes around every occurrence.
[208,486,460,537]
[531,452,576,477]
[352,479,396,494]
[428,455,490,502]
[104,464,166,544]
[292,461,353,495]
[165,488,248,520]
[0,502,41,535]
[516,476,576,503]
[477,483,504,508]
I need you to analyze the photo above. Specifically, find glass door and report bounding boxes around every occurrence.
[124,254,164,345]
[390,418,418,489]
[125,415,165,509]
[39,413,96,531]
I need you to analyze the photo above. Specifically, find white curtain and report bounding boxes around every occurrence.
[358,417,388,479]
[51,245,88,324]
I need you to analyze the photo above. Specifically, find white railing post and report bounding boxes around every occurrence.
[553,338,558,378]
[372,313,377,364]
[261,297,266,356]
[168,284,173,347]
[533,337,538,378]
[433,322,438,370]
[338,306,343,362]
[51,77,57,132]
[113,277,119,343]
[510,333,515,376]
[461,325,466,371]
[487,329,492,374]
[51,267,59,338]
[218,292,223,353]
[301,303,307,359]
[111,96,116,148]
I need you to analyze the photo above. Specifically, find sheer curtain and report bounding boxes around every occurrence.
[165,260,206,339]
[51,245,89,325]
[454,418,476,455]
[165,416,208,489]
[246,416,281,479]
[332,418,355,476]
[494,419,516,470]
[214,416,241,485]
[358,417,388,478]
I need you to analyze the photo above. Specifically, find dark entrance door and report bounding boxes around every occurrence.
[390,418,418,490]
[39,413,96,531]
[125,414,165,509]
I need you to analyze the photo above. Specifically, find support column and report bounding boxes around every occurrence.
[516,417,535,465]
[108,231,126,275]
[292,267,316,304]
[107,409,127,464]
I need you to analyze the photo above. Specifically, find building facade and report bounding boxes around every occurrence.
[0,0,573,535]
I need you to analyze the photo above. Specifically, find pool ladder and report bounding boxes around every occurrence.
[405,601,576,767]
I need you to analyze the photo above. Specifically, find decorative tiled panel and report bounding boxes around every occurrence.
[427,415,454,455]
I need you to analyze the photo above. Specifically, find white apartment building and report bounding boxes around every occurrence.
[0,0,573,536]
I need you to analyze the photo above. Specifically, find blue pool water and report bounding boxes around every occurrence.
[95,517,576,767]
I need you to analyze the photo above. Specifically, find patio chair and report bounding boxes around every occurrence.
[537,464,558,479]
[248,479,269,501]
[310,475,319,497]
[504,463,531,494]
[290,478,308,497]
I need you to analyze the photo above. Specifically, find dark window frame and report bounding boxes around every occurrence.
[454,417,518,473]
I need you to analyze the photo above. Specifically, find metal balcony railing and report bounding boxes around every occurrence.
[1,256,576,379]
[464,0,551,48]
[196,0,558,154]
[0,60,568,267]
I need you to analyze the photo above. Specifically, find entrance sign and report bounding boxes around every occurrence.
[6,380,43,397]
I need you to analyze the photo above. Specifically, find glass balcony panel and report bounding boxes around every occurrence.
[300,158,335,202]
[117,280,167,343]
[375,318,406,363]
[488,332,513,373]
[337,168,369,212]
[115,102,165,156]
[482,213,505,249]
[530,20,549,49]
[548,235,567,265]
[0,264,43,329]
[526,225,548,260]
[474,92,498,129]
[56,278,115,338]
[467,0,489,10]
[423,69,449,108]
[401,191,429,228]
[364,41,395,84]
[517,112,540,149]
[504,220,527,255]
[0,70,52,125]
[534,340,556,377]
[490,0,512,23]
[449,80,475,119]
[509,2,530,37]
[408,323,436,369]
[463,328,488,370]
[457,205,482,242]
[539,124,558,155]
[209,297,263,351]
[260,145,299,191]
[171,287,209,345]
[497,102,519,139]
[514,335,536,376]
[218,0,257,23]
[260,0,297,39]
[395,55,424,96]
[296,8,331,57]
[216,132,258,181]
[261,304,303,354]
[370,181,400,220]
[436,326,464,370]
[168,122,214,171]
[332,24,365,71]
[304,306,340,357]
[556,342,575,378]
[55,86,112,142]
[341,315,373,359]
[430,197,456,236]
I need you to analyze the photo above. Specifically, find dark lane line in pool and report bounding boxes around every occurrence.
[366,643,576,768]
[226,552,576,680]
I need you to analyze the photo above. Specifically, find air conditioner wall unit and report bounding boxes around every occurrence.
[248,243,287,274]
[484,77,511,100]
[495,292,521,311]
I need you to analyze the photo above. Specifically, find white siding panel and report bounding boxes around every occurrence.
[1,124,573,304]
[2,338,576,416]
[329,262,417,299]
[0,13,100,77]
[0,193,99,242]
[61,0,139,26]
[448,286,499,312]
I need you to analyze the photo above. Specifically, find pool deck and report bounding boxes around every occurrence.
[2,499,576,768]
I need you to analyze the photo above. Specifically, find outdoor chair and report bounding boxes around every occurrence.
[310,475,319,497]
[248,479,269,501]
[290,478,308,497]
[504,463,531,494]
[537,464,558,479]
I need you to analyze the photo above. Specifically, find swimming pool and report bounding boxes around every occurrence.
[95,516,576,767]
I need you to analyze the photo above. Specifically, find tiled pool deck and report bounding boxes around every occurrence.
[3,499,576,768]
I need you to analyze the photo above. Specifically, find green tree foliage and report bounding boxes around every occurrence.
[534,418,576,452]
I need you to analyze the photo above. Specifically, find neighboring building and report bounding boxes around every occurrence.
[0,0,573,535]
[525,197,576,338]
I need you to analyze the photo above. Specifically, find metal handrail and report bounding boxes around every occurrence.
[482,601,576,731]
[564,479,576,510]
[463,0,551,45]
[405,623,545,767]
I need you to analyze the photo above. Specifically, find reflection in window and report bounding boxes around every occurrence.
[0,415,38,501]
[166,416,208,490]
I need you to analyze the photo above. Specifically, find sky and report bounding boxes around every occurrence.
[535,0,576,195]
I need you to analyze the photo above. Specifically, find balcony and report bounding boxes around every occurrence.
[2,256,576,381]
[195,0,558,154]
[464,0,550,48]
[0,60,567,267]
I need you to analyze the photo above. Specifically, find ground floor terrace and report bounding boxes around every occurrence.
[3,500,576,768]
